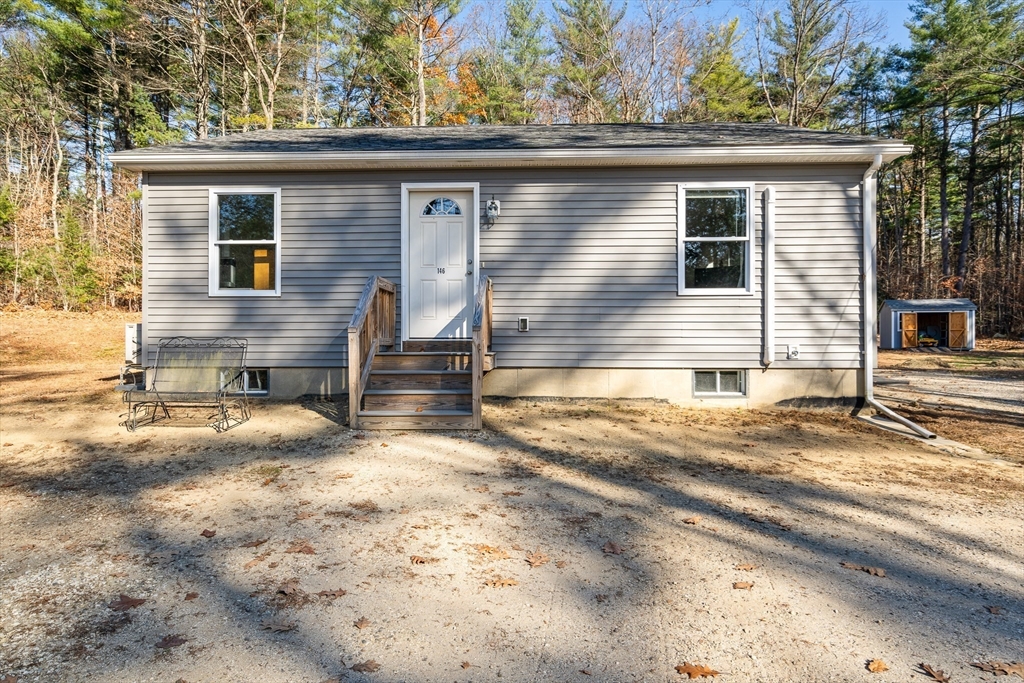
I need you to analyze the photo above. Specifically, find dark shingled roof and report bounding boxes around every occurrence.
[884,299,977,312]
[123,123,896,155]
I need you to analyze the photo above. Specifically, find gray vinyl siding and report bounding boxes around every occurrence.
[144,165,864,370]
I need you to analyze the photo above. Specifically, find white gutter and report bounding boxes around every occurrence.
[862,153,936,438]
[762,186,776,366]
[110,143,914,172]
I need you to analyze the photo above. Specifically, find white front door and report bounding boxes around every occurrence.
[408,191,474,339]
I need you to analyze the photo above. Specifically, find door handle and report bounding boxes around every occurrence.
[466,270,473,276]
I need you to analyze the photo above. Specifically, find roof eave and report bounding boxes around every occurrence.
[110,143,913,172]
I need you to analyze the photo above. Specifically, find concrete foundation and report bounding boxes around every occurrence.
[264,366,861,408]
[267,367,346,399]
[482,367,861,409]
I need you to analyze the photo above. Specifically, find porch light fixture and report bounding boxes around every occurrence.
[485,196,500,219]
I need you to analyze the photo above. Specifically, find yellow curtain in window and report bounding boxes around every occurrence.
[254,249,271,290]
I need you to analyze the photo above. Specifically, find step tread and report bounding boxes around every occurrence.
[378,351,471,356]
[370,369,472,375]
[357,409,473,417]
[363,389,472,395]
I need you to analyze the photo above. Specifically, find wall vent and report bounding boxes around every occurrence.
[518,317,529,332]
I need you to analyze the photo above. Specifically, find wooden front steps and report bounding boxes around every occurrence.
[355,345,476,429]
[347,276,493,431]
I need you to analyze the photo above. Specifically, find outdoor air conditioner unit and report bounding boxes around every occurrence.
[125,323,142,365]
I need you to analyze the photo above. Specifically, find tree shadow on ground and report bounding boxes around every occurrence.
[1,400,1022,682]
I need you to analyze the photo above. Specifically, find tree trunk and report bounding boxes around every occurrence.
[918,117,927,297]
[417,16,427,126]
[955,103,981,293]
[939,103,950,278]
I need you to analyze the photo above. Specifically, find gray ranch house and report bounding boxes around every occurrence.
[111,123,912,429]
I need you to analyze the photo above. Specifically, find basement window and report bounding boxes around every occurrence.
[209,189,281,296]
[238,369,269,395]
[693,370,746,397]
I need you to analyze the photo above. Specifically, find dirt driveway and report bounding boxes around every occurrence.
[877,340,1024,461]
[1,312,1023,683]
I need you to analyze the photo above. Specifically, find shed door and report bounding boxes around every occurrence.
[949,312,967,349]
[902,313,918,348]
[408,191,474,339]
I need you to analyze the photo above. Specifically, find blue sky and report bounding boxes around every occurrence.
[683,0,914,49]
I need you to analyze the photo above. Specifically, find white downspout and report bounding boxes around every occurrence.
[862,154,936,438]
[762,186,775,366]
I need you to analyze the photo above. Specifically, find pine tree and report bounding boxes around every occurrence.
[551,0,622,123]
[685,19,767,123]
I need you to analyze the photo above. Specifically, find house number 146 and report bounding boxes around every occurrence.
[437,268,445,274]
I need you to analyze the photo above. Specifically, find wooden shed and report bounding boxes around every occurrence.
[879,299,976,350]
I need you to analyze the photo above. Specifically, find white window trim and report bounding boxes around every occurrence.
[209,187,282,297]
[677,182,755,296]
[693,369,747,397]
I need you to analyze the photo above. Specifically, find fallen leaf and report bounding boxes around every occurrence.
[580,669,592,675]
[350,499,381,513]
[317,588,346,598]
[840,561,886,577]
[184,592,199,601]
[0,677,16,683]
[351,660,380,673]
[867,659,889,673]
[410,555,439,565]
[415,406,424,412]
[602,540,624,555]
[108,595,145,611]
[595,594,608,603]
[555,561,567,569]
[502,491,522,497]
[244,552,270,570]
[985,605,1004,615]
[735,563,757,571]
[525,552,550,568]
[285,540,316,554]
[200,529,216,538]
[732,581,754,590]
[262,617,296,633]
[155,635,187,649]
[683,516,701,525]
[472,544,510,559]
[675,662,720,678]
[474,485,490,493]
[294,512,316,520]
[971,661,1024,678]
[277,579,301,595]
[380,443,388,448]
[354,617,371,629]
[484,576,518,588]
[461,662,472,669]
[241,538,268,548]
[920,663,951,682]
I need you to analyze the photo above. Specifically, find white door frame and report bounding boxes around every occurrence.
[401,182,480,343]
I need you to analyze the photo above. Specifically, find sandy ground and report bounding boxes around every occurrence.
[877,340,1024,462]
[1,312,1023,683]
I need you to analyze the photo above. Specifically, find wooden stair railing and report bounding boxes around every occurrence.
[471,277,493,430]
[348,276,397,427]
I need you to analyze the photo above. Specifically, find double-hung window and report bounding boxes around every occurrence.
[678,183,754,295]
[209,188,281,296]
